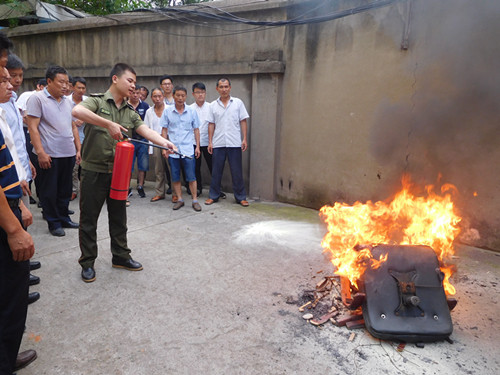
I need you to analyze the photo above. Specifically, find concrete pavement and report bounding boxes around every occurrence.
[19,183,500,374]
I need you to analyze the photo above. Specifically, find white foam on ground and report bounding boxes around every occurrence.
[233,220,325,252]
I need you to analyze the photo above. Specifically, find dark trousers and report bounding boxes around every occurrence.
[0,207,29,375]
[195,146,212,192]
[34,156,75,230]
[209,147,246,202]
[79,169,131,269]
[24,128,37,196]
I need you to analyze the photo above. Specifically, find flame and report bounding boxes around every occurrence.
[320,175,461,295]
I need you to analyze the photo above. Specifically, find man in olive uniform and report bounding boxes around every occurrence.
[72,63,176,283]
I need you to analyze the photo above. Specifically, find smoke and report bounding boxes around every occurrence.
[370,0,500,183]
[369,0,500,248]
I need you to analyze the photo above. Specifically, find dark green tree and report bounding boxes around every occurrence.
[44,0,152,15]
[44,0,213,15]
[151,0,211,6]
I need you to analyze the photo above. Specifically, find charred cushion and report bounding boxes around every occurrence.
[361,245,453,342]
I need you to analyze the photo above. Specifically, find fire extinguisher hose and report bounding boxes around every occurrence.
[120,132,193,159]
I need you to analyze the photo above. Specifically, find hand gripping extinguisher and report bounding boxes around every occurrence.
[110,141,135,200]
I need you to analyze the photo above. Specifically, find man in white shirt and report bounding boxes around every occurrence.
[145,87,173,201]
[205,77,249,207]
[189,82,211,197]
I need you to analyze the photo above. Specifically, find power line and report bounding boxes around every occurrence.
[143,0,405,27]
[101,0,406,39]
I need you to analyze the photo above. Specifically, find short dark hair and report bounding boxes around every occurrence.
[45,65,68,81]
[73,76,86,86]
[216,77,231,87]
[192,82,206,92]
[6,54,24,70]
[109,63,136,83]
[159,75,173,85]
[134,84,141,90]
[0,33,13,54]
[151,87,163,96]
[173,85,187,95]
[139,86,149,96]
[37,78,47,87]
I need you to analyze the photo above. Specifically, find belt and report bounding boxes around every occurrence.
[7,198,20,210]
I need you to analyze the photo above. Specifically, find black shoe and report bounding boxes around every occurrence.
[220,192,226,199]
[68,209,75,215]
[81,267,96,283]
[61,220,79,229]
[112,258,143,271]
[28,292,40,305]
[15,349,37,371]
[49,227,65,237]
[137,185,146,198]
[166,187,172,195]
[30,261,41,270]
[29,196,37,205]
[29,273,40,286]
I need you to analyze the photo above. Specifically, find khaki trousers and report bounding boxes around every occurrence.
[153,147,171,196]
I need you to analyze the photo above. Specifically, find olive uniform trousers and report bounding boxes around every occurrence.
[78,169,132,269]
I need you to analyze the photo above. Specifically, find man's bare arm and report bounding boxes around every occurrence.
[240,119,248,152]
[0,189,34,262]
[26,115,51,169]
[71,121,81,164]
[207,122,215,154]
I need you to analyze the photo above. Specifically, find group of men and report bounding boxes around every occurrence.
[1,30,251,374]
[0,33,93,374]
[135,74,251,211]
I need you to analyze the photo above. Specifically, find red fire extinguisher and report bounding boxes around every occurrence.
[110,141,135,200]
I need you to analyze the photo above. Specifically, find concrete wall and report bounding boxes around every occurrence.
[278,0,500,250]
[7,0,500,249]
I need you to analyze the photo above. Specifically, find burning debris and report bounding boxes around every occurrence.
[301,176,461,343]
[298,275,362,329]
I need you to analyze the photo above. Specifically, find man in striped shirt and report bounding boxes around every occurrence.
[0,33,36,374]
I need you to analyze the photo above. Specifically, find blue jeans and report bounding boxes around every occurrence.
[132,142,149,172]
[169,156,196,182]
[209,147,246,201]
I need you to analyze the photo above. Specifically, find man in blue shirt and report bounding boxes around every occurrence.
[160,85,201,211]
